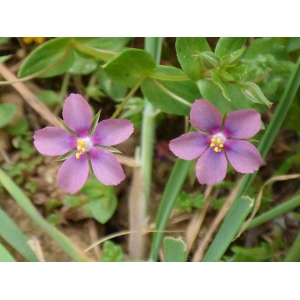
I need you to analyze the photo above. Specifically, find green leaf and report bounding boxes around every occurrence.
[18,37,74,78]
[37,90,59,105]
[176,37,211,81]
[0,243,15,262]
[215,37,247,57]
[63,195,81,207]
[197,79,255,114]
[203,196,254,262]
[67,50,98,75]
[100,241,124,262]
[103,48,156,87]
[0,103,16,128]
[74,37,131,52]
[82,180,117,224]
[5,117,29,136]
[141,66,201,115]
[97,67,128,101]
[244,37,288,60]
[163,237,187,262]
[0,208,38,261]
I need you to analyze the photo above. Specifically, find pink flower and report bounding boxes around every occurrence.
[169,100,264,185]
[34,94,134,194]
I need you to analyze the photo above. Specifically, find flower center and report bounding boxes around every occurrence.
[210,133,226,153]
[75,137,93,159]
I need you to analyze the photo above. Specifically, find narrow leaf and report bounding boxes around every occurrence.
[202,196,254,262]
[0,208,38,261]
[0,243,15,262]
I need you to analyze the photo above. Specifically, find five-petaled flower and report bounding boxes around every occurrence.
[169,100,264,185]
[34,93,134,194]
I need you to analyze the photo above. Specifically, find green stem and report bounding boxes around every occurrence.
[141,37,163,204]
[111,76,145,119]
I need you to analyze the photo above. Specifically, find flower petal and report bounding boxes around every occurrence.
[62,94,93,136]
[223,109,261,139]
[190,100,222,133]
[169,132,209,160]
[92,119,134,146]
[57,153,89,194]
[34,127,77,156]
[90,148,125,185]
[196,148,227,185]
[225,140,264,173]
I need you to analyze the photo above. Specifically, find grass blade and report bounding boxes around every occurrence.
[202,196,254,262]
[0,167,92,262]
[0,208,38,261]
[0,243,16,262]
[149,159,192,261]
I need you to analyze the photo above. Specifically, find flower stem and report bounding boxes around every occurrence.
[110,76,145,119]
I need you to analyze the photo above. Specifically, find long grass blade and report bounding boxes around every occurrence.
[0,242,15,262]
[0,208,38,261]
[202,196,254,262]
[0,167,92,262]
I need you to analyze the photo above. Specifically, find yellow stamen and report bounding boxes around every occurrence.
[75,139,89,159]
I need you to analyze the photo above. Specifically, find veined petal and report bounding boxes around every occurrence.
[190,100,222,133]
[62,94,93,136]
[169,132,209,160]
[225,140,264,173]
[92,119,134,146]
[57,153,89,194]
[90,148,125,185]
[196,148,227,185]
[223,109,261,139]
[34,127,77,156]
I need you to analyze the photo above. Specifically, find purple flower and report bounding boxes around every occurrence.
[34,93,134,194]
[169,100,264,185]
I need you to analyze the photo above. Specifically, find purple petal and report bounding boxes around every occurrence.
[57,153,89,194]
[223,110,261,139]
[225,140,264,173]
[196,148,227,185]
[190,100,222,134]
[169,132,209,160]
[34,127,77,156]
[90,148,125,185]
[92,119,134,146]
[62,94,93,136]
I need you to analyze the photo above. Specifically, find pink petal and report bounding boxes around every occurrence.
[90,148,125,185]
[223,110,261,139]
[169,132,209,160]
[196,148,227,185]
[57,153,89,194]
[225,140,264,173]
[34,127,77,156]
[62,94,93,136]
[92,119,134,146]
[190,100,222,134]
